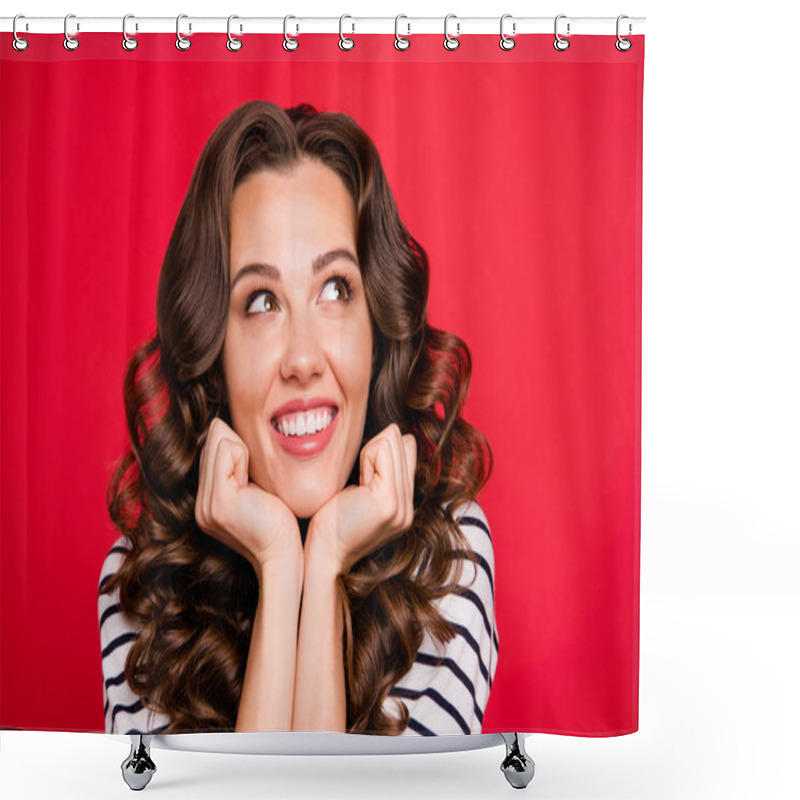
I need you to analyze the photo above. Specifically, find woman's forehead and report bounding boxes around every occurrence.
[230,165,356,258]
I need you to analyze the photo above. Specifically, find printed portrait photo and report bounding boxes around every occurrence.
[1,34,641,740]
[97,100,497,735]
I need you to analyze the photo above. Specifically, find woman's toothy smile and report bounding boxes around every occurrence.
[268,396,340,457]
[271,407,337,437]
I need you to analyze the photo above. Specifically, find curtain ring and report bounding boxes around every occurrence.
[339,14,356,50]
[616,15,632,51]
[553,14,570,51]
[122,14,138,51]
[12,14,29,51]
[339,14,355,50]
[176,14,191,50]
[227,15,243,51]
[499,14,516,51]
[283,15,299,51]
[64,13,79,51]
[394,15,410,50]
[443,13,460,51]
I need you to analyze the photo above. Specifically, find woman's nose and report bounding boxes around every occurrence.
[279,313,325,383]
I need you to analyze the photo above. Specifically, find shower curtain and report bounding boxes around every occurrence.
[0,27,643,737]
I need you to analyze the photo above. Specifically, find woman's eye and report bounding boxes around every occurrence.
[245,291,277,315]
[320,275,353,303]
[245,275,351,315]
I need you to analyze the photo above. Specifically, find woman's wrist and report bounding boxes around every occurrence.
[304,521,344,579]
[253,534,304,589]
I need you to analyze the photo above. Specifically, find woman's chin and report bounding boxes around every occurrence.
[287,499,325,520]
[279,487,335,521]
[249,463,348,521]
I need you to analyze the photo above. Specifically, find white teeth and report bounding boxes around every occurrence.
[277,408,334,437]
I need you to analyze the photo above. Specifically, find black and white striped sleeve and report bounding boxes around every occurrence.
[389,499,499,736]
[97,537,171,735]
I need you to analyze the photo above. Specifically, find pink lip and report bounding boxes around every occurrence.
[271,396,339,421]
[270,398,339,459]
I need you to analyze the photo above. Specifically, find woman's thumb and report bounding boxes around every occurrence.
[360,443,376,487]
[231,445,248,489]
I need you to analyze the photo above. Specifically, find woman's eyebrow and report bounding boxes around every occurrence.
[230,248,358,290]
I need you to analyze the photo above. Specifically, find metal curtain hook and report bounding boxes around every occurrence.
[444,13,460,51]
[499,14,516,51]
[227,15,242,51]
[339,14,355,50]
[12,14,29,51]
[176,14,191,50]
[64,13,79,51]
[394,14,410,50]
[283,15,299,51]
[122,14,138,51]
[616,14,632,51]
[554,14,570,51]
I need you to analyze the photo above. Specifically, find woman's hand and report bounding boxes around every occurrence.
[307,423,417,574]
[195,417,302,573]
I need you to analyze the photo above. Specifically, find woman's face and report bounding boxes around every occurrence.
[223,158,374,519]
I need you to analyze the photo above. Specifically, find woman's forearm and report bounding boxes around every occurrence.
[292,528,347,732]
[235,550,303,732]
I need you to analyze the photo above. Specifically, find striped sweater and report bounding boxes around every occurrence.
[98,499,498,736]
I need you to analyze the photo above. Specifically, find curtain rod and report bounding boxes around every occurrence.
[1,16,646,37]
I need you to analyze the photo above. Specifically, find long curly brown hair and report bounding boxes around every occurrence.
[100,100,493,734]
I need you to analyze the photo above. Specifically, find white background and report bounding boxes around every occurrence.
[2,1,798,798]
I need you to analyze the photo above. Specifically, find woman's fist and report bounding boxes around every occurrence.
[195,418,301,572]
[308,423,417,574]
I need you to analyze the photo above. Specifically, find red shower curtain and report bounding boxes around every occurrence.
[1,32,643,735]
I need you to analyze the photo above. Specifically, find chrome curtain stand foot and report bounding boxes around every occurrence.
[500,733,535,789]
[121,735,157,790]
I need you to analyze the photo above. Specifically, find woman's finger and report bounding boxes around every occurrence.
[392,425,413,529]
[402,434,416,491]
[197,418,245,531]
[202,419,227,526]
[212,438,244,528]
[369,433,398,517]
[196,420,219,528]
[401,433,417,526]
[385,425,407,525]
[360,425,389,488]
[379,427,403,525]
[359,437,375,487]
[231,439,248,489]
